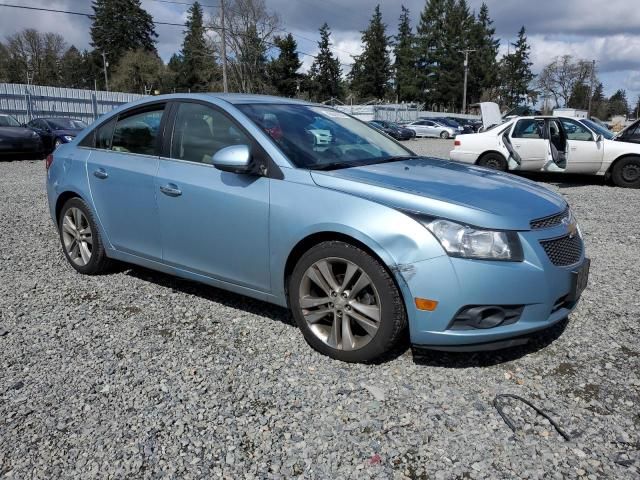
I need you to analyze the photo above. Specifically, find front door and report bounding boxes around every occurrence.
[86,105,166,260]
[559,118,604,173]
[508,118,548,170]
[156,101,271,292]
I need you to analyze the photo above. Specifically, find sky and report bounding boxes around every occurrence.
[1,0,639,105]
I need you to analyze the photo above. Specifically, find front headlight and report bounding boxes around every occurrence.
[422,218,523,261]
[63,135,74,142]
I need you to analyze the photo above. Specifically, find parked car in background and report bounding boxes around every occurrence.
[614,118,640,144]
[27,117,88,153]
[46,93,589,362]
[368,120,414,140]
[432,117,467,135]
[449,116,482,133]
[450,115,640,188]
[0,113,44,159]
[405,119,457,139]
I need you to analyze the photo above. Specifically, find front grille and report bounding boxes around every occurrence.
[530,208,569,229]
[540,234,583,266]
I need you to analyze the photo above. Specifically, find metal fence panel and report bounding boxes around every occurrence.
[0,83,145,124]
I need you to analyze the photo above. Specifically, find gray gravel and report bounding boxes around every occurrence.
[0,156,639,479]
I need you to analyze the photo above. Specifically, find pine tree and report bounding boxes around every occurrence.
[267,34,302,97]
[393,6,419,102]
[308,23,342,102]
[415,0,447,105]
[349,5,391,100]
[60,46,91,88]
[177,2,217,92]
[499,26,535,108]
[110,49,166,94]
[90,0,158,67]
[467,2,499,105]
[608,89,629,117]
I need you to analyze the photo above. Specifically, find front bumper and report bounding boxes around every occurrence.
[394,225,588,350]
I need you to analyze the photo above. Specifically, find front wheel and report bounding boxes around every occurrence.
[611,157,640,188]
[289,241,407,363]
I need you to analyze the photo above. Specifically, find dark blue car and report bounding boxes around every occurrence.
[27,117,88,153]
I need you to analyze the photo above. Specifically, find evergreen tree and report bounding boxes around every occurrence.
[177,2,217,92]
[110,49,166,94]
[90,0,157,67]
[499,26,535,108]
[590,82,608,119]
[415,0,447,106]
[393,6,419,102]
[308,23,342,102]
[467,2,499,106]
[267,34,302,97]
[60,46,91,88]
[608,89,629,117]
[349,5,391,100]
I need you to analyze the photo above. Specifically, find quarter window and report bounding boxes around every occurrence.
[111,107,164,155]
[170,102,251,164]
[512,119,544,139]
[560,119,593,141]
[94,118,117,149]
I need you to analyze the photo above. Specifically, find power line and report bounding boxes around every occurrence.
[0,2,353,67]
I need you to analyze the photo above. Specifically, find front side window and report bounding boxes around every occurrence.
[111,107,164,155]
[512,119,544,139]
[237,104,412,170]
[560,119,593,141]
[622,123,640,142]
[170,103,251,164]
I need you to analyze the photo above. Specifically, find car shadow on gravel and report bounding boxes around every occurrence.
[516,171,608,188]
[123,265,296,327]
[411,318,569,368]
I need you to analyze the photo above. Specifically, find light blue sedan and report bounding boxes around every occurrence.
[46,94,590,362]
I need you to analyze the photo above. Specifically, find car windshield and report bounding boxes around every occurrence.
[439,118,460,127]
[47,118,88,129]
[237,104,414,170]
[580,119,614,140]
[0,115,21,127]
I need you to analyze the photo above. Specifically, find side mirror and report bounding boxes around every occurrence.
[212,144,253,174]
[595,134,603,142]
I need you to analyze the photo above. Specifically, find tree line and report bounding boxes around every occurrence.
[0,0,636,117]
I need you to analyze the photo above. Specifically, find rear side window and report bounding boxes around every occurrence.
[111,107,164,155]
[512,119,544,139]
[169,102,250,164]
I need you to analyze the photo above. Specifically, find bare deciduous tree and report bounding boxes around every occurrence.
[5,29,67,85]
[537,55,594,108]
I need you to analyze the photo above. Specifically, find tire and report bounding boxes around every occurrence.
[58,197,112,274]
[611,156,640,188]
[54,138,62,150]
[289,241,407,363]
[477,153,508,171]
[440,131,450,139]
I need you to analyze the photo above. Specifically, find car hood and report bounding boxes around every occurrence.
[310,157,567,230]
[0,127,40,140]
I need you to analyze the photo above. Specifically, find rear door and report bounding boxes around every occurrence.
[86,104,166,260]
[508,119,548,170]
[155,101,271,291]
[559,118,603,173]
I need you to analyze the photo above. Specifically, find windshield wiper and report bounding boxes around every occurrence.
[370,155,420,166]
[311,161,356,171]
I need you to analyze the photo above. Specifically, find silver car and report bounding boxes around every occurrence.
[405,120,457,139]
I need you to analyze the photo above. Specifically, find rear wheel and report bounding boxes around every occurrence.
[611,156,640,188]
[58,197,112,274]
[440,131,450,139]
[289,241,406,363]
[477,153,508,171]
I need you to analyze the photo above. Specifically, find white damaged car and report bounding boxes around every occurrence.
[450,115,640,188]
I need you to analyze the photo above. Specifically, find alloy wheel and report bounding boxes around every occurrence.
[61,207,93,266]
[298,257,381,351]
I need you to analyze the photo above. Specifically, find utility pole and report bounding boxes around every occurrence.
[101,52,109,91]
[459,49,476,114]
[587,59,596,117]
[220,0,228,93]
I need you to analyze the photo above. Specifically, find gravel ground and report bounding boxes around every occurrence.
[0,154,638,479]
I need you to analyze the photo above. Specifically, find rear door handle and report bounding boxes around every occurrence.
[93,168,108,179]
[160,184,182,197]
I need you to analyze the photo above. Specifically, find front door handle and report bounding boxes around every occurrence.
[160,184,182,197]
[93,168,108,179]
